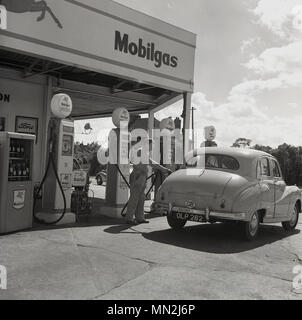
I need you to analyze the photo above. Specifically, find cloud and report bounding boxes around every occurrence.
[253,0,302,40]
[236,1,302,102]
[210,0,302,148]
[229,72,302,98]
[245,40,302,75]
[292,5,302,32]
[240,37,261,54]
[157,75,302,147]
[190,91,302,148]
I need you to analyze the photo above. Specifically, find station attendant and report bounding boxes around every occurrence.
[126,137,171,225]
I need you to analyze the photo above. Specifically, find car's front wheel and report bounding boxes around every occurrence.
[241,211,260,241]
[167,212,187,230]
[282,203,299,231]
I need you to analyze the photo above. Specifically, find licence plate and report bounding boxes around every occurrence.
[175,212,205,222]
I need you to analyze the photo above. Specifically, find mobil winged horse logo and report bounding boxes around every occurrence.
[0,0,63,28]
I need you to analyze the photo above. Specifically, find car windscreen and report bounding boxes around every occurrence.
[187,154,240,171]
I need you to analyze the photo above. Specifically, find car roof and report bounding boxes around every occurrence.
[201,146,272,159]
[186,147,276,178]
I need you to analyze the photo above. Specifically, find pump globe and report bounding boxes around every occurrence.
[112,107,130,128]
[97,146,109,166]
[160,117,175,131]
[51,94,73,119]
[204,126,216,141]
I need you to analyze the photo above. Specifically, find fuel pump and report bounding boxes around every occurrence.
[33,93,73,224]
[200,126,217,147]
[105,108,130,208]
[153,117,176,194]
[71,169,92,221]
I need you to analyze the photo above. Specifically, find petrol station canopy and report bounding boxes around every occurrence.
[0,0,196,119]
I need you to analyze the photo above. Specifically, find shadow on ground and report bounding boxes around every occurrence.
[0,212,160,236]
[141,222,300,254]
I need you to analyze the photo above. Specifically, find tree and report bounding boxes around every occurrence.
[232,138,252,148]
[74,142,105,176]
[252,143,302,187]
[253,144,273,154]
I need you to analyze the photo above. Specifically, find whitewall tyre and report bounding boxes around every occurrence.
[282,203,299,231]
[242,211,260,241]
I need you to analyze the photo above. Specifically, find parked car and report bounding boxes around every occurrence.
[155,147,301,240]
[96,170,107,186]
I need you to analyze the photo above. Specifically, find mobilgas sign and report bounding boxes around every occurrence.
[115,31,178,69]
[0,0,196,92]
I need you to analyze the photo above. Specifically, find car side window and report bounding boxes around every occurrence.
[271,159,281,178]
[206,155,219,168]
[260,158,270,176]
[256,160,261,179]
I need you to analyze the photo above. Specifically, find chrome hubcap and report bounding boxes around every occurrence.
[249,213,259,236]
[289,207,298,227]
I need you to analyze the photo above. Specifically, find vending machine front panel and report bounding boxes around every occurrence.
[0,132,35,234]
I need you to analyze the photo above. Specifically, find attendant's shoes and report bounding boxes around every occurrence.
[137,219,149,224]
[125,219,138,225]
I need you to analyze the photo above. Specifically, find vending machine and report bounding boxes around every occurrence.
[0,132,35,233]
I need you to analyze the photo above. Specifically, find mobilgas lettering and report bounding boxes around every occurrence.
[0,93,10,103]
[114,31,178,69]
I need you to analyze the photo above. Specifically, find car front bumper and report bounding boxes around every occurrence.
[155,202,247,221]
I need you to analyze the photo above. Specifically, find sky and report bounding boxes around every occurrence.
[75,0,302,148]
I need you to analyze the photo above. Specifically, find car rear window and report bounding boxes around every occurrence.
[186,153,240,171]
[205,154,239,171]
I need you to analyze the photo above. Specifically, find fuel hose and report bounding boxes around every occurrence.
[33,150,67,225]
[33,120,67,225]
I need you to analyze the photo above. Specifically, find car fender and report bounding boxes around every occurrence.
[231,183,262,218]
[286,186,301,215]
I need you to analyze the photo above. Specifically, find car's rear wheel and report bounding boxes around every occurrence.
[282,203,299,231]
[241,211,260,241]
[167,212,187,230]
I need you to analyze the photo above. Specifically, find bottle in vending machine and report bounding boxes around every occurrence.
[17,163,22,179]
[22,162,27,180]
[13,162,17,180]
[9,160,13,178]
[20,144,25,155]
[25,160,30,177]
[11,141,15,154]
